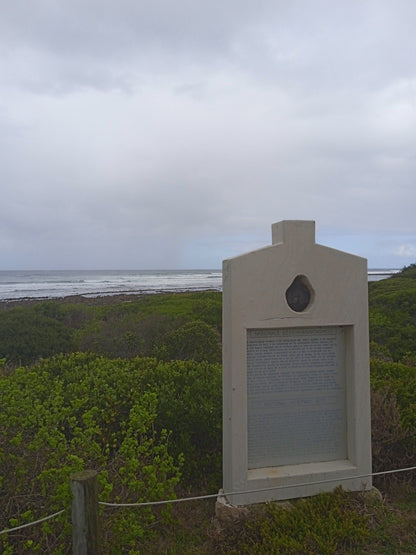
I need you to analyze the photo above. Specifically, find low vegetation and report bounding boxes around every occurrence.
[0,269,416,553]
[369,263,416,362]
[0,291,222,366]
[0,353,220,553]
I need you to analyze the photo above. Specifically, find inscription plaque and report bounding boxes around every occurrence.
[247,326,346,469]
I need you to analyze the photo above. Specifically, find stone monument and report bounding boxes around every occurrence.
[222,220,372,505]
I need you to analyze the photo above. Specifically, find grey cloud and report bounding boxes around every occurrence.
[2,1,414,94]
[1,0,416,269]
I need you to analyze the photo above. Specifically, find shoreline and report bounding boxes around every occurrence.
[0,288,221,311]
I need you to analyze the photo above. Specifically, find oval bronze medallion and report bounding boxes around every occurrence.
[285,275,312,312]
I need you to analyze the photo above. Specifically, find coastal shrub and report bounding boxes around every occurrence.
[191,295,222,332]
[0,352,223,551]
[156,320,222,363]
[123,291,222,329]
[370,359,416,482]
[79,291,222,330]
[219,487,369,554]
[369,340,393,361]
[0,353,182,553]
[0,292,223,366]
[391,263,416,279]
[371,387,415,482]
[371,359,416,430]
[77,312,184,358]
[74,291,222,361]
[0,307,75,364]
[40,301,90,329]
[369,267,416,361]
[137,358,222,488]
[369,265,416,481]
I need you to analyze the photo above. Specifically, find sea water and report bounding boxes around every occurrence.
[0,270,222,301]
[0,268,399,302]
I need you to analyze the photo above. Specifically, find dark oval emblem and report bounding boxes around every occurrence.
[286,275,312,312]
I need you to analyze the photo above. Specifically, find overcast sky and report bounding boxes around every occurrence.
[1,1,415,270]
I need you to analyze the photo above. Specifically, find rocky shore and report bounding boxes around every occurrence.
[0,289,217,312]
[0,292,152,311]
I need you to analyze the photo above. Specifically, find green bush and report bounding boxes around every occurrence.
[78,312,183,358]
[0,292,223,367]
[0,353,182,553]
[370,359,416,484]
[0,351,223,552]
[371,359,416,431]
[392,263,416,279]
[369,266,416,361]
[137,358,222,488]
[157,320,222,363]
[0,307,75,364]
[371,387,415,479]
[221,487,369,555]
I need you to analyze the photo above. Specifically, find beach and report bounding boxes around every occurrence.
[0,269,222,302]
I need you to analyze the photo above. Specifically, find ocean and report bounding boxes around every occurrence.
[0,270,222,301]
[0,268,399,302]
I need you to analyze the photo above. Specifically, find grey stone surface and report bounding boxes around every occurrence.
[222,220,372,505]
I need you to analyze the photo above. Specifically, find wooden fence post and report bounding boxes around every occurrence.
[70,470,100,554]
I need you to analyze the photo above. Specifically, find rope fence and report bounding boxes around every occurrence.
[0,510,65,536]
[1,464,415,538]
[98,464,416,508]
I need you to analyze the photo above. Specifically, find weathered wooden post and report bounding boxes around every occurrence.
[70,470,100,554]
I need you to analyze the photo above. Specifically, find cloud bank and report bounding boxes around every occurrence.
[1,0,415,269]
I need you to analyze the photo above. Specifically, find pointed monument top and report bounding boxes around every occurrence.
[271,220,315,245]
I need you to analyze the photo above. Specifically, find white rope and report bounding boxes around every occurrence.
[99,464,416,508]
[2,465,415,533]
[0,509,65,536]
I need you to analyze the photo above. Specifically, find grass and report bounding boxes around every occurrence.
[132,485,416,554]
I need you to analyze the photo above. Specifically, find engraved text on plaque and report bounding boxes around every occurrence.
[247,326,346,469]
